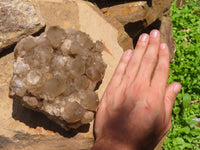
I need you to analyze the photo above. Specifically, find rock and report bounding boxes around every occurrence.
[2,53,93,150]
[160,10,176,62]
[32,0,133,52]
[100,1,149,41]
[101,1,148,25]
[0,0,171,149]
[0,0,130,149]
[100,0,175,61]
[32,0,132,97]
[99,0,173,27]
[146,0,174,26]
[9,26,107,130]
[0,0,45,53]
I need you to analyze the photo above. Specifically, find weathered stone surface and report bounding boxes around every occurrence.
[10,26,107,130]
[32,0,132,97]
[32,0,133,52]
[99,0,173,27]
[1,53,93,150]
[101,1,148,25]
[0,0,170,149]
[100,0,175,61]
[0,0,128,149]
[146,0,173,25]
[0,0,45,53]
[160,10,176,62]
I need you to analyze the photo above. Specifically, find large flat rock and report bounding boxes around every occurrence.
[0,0,130,149]
[0,52,93,150]
[0,0,164,149]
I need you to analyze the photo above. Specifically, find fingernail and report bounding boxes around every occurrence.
[139,34,148,42]
[174,84,182,94]
[125,49,133,57]
[150,30,159,38]
[160,43,167,50]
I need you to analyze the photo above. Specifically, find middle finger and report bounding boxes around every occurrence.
[134,30,160,85]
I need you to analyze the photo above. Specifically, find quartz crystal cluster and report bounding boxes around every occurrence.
[9,26,107,130]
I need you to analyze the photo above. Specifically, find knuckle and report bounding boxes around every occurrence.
[105,88,114,97]
[150,37,160,44]
[150,89,162,99]
[129,58,138,67]
[143,55,157,64]
[131,81,143,95]
[114,69,122,77]
[166,94,175,102]
[143,101,153,112]
[156,65,168,72]
[120,55,128,64]
[119,83,127,94]
[103,90,114,105]
[124,74,131,83]
[159,52,170,62]
[160,50,169,57]
[135,41,147,49]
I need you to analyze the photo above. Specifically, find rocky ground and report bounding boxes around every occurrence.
[0,0,174,149]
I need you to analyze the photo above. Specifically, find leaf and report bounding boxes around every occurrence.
[191,127,200,136]
[176,126,190,134]
[183,93,191,107]
[185,118,198,125]
[182,142,193,149]
[181,126,190,134]
[173,137,184,145]
[173,107,181,115]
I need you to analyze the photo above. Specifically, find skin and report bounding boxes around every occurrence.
[92,30,182,150]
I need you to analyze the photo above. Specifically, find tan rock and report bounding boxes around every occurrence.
[160,10,176,62]
[101,1,148,25]
[99,0,173,27]
[0,0,45,52]
[146,0,174,26]
[0,0,170,149]
[32,0,133,52]
[32,0,133,97]
[100,0,175,62]
[0,0,132,149]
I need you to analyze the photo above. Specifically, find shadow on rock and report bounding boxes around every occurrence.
[12,100,90,138]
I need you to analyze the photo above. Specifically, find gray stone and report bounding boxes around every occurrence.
[0,0,45,52]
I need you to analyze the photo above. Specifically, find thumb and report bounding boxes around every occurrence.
[164,82,182,121]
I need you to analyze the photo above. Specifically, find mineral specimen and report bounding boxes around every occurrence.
[9,26,107,130]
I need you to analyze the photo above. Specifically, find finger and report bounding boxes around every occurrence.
[122,33,149,85]
[94,101,107,137]
[164,82,182,122]
[135,30,160,85]
[107,50,133,89]
[151,43,170,92]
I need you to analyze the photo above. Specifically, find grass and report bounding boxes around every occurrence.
[163,0,200,149]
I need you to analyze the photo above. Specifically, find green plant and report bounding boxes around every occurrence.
[163,0,200,149]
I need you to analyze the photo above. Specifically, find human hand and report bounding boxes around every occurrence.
[92,30,181,150]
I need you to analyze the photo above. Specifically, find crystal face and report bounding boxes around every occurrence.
[9,26,107,130]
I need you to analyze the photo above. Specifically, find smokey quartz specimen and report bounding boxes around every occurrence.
[9,26,107,130]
